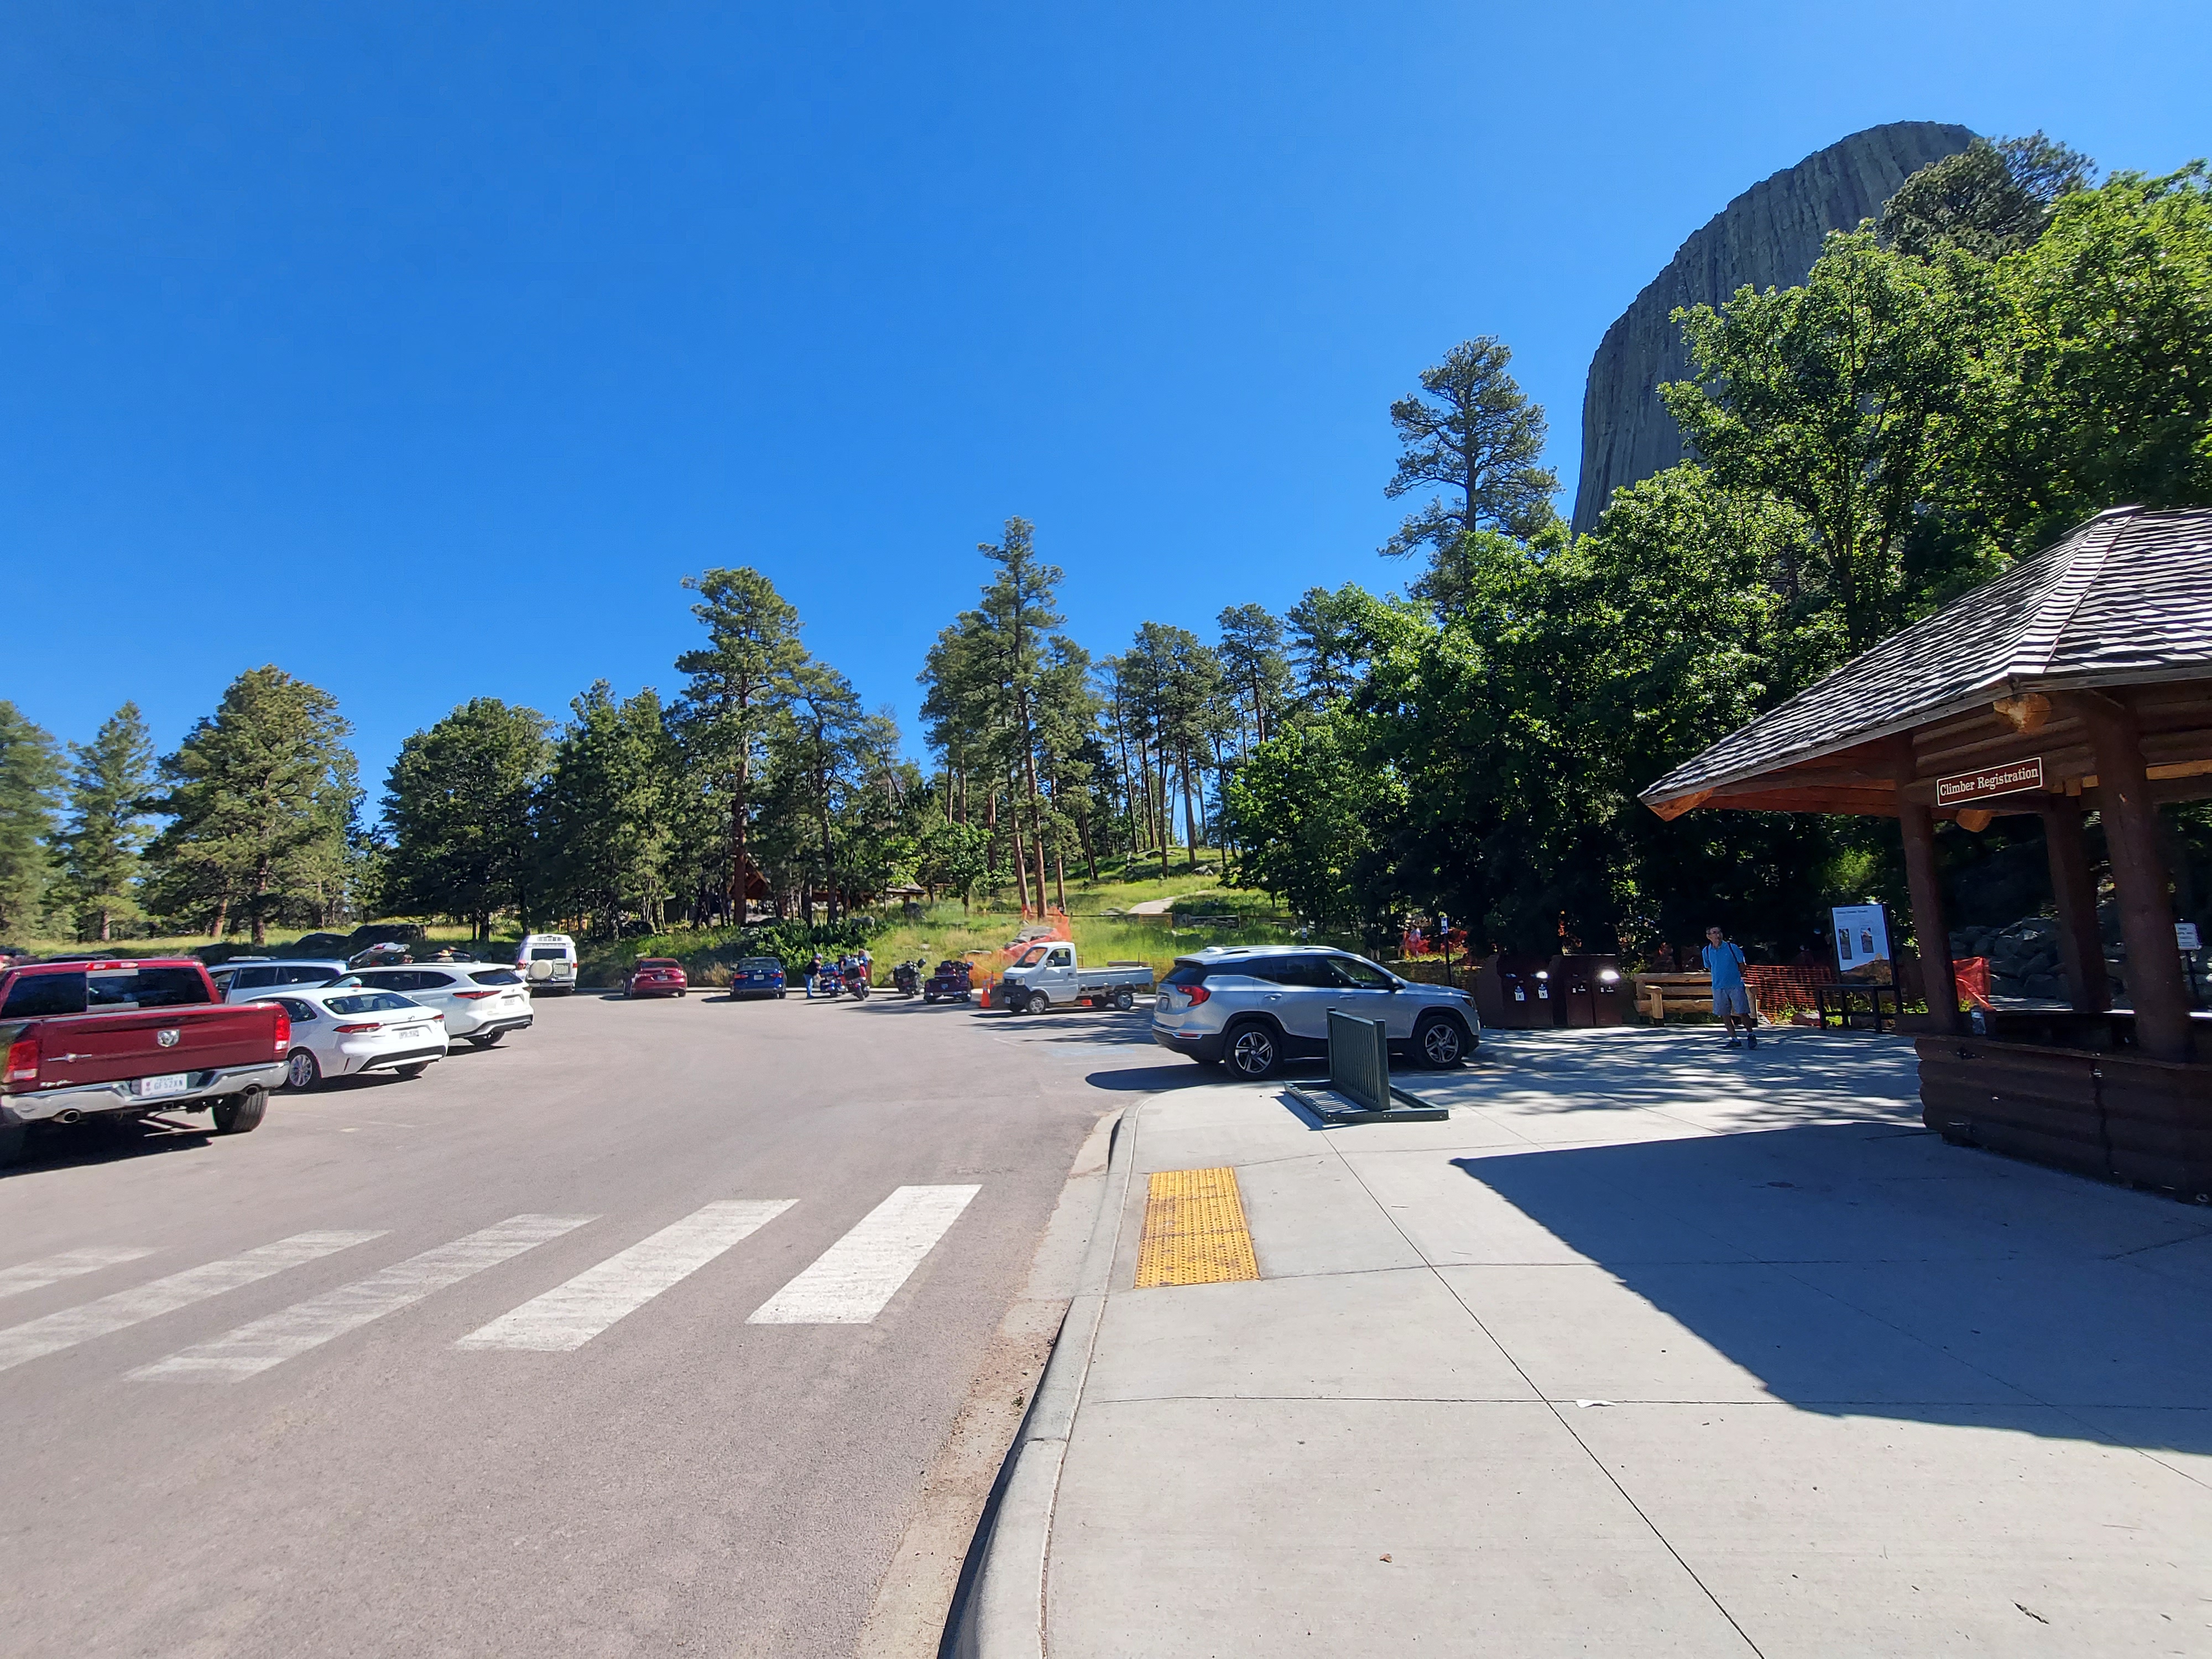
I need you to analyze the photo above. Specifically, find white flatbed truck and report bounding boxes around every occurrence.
[997,943,1155,1014]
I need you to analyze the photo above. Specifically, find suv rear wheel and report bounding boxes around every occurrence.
[1415,1012,1469,1068]
[1224,1020,1281,1080]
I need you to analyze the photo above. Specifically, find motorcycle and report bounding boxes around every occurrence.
[842,962,872,1000]
[891,959,921,998]
[921,959,973,1004]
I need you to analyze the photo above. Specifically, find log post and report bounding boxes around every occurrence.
[2038,800,2109,1013]
[1898,799,1960,1032]
[2075,692,2194,1060]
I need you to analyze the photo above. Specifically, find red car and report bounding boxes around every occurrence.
[624,958,688,999]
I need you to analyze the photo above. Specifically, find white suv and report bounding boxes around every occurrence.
[1151,946,1478,1081]
[331,966,535,1047]
[517,934,579,996]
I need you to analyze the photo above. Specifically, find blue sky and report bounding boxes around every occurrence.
[6,1,2205,791]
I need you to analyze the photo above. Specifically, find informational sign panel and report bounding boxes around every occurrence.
[1935,756,2044,808]
[1832,904,1893,984]
[2180,922,2203,952]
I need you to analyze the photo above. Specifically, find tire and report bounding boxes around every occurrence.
[1223,1020,1281,1080]
[923,992,936,1004]
[212,1088,268,1135]
[468,1031,504,1049]
[1415,1013,1470,1068]
[1113,988,1134,1011]
[1026,991,1048,1015]
[285,1048,323,1091]
[394,1063,430,1080]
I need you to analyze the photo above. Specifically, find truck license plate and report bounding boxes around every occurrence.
[135,1073,190,1098]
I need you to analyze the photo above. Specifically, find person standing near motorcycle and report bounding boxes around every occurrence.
[806,952,825,998]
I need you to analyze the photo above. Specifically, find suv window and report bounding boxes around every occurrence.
[274,965,337,987]
[231,966,274,990]
[2,972,87,1017]
[468,969,524,987]
[88,967,212,1009]
[1324,956,1396,990]
[1160,963,1211,988]
[1250,956,1332,988]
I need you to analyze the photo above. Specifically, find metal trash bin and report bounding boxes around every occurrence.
[1472,954,1553,1029]
[1546,954,1628,1028]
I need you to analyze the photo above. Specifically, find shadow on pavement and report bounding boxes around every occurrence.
[1,1113,218,1176]
[1449,1119,2212,1455]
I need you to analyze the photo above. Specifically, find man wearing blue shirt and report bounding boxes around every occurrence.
[1703,925,1757,1049]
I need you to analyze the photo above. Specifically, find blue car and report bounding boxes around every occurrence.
[732,957,787,1000]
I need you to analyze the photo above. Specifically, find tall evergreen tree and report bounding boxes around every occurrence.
[1380,336,1559,572]
[56,701,155,942]
[143,667,359,945]
[675,568,807,921]
[0,702,62,938]
[383,698,552,939]
[1214,604,1291,754]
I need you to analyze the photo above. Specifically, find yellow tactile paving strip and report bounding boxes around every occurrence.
[1134,1167,1260,1288]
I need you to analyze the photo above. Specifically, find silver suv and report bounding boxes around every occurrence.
[1152,946,1479,1080]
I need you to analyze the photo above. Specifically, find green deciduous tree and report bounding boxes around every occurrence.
[0,702,62,938]
[56,702,155,942]
[1664,230,1996,655]
[383,698,552,938]
[143,667,359,944]
[1959,165,2212,548]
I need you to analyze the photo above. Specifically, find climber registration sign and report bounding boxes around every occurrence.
[1935,755,2044,808]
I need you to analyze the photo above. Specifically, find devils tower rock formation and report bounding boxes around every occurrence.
[1570,121,1976,534]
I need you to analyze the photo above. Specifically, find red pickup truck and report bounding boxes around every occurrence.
[0,959,290,1165]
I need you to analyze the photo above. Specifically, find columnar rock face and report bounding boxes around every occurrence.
[1570,121,1977,535]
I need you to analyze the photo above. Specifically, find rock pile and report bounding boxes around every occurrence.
[1950,917,2072,1001]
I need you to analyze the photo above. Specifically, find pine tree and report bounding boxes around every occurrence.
[383,698,551,939]
[0,702,62,938]
[56,702,154,942]
[142,667,360,945]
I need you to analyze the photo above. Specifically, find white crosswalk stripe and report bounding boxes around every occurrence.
[457,1199,797,1352]
[132,1215,593,1380]
[0,1246,158,1300]
[747,1185,980,1326]
[0,1232,384,1374]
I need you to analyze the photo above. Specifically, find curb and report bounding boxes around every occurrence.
[943,1100,1138,1658]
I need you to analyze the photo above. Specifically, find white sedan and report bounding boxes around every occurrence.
[267,989,450,1091]
[328,965,535,1047]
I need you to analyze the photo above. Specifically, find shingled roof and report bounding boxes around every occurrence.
[1641,505,2212,816]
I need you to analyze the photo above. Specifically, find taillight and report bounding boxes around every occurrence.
[4,1036,38,1087]
[1182,985,1210,1006]
[455,989,499,1000]
[334,1022,380,1034]
[272,1010,290,1056]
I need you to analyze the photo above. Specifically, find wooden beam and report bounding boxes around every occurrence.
[1895,736,1959,1032]
[2038,799,2109,1014]
[2072,692,2194,1060]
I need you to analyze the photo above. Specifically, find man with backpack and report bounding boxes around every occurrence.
[1703,925,1757,1049]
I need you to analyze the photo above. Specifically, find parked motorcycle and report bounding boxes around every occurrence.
[921,959,973,1004]
[842,962,872,1000]
[891,959,921,998]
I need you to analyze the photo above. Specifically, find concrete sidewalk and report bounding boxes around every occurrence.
[1004,1027,2212,1657]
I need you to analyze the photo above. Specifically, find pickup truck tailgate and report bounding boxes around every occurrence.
[24,1004,281,1091]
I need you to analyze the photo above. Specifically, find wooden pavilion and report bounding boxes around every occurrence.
[1641,505,2212,1197]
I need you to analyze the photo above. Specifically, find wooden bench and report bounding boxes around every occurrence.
[1631,972,1710,1019]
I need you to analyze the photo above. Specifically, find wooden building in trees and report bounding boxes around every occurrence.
[1642,505,2212,1196]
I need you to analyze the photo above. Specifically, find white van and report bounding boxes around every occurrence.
[517,933,580,996]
